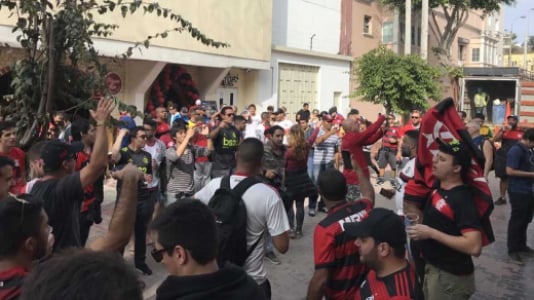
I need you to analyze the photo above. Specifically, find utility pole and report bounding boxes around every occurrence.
[405,0,412,55]
[421,0,429,60]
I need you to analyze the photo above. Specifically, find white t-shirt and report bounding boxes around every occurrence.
[143,139,166,189]
[395,158,415,215]
[244,123,259,140]
[194,175,290,284]
[274,119,294,144]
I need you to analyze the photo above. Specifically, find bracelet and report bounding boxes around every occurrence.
[96,121,105,126]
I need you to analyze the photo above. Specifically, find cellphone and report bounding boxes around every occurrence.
[341,150,353,170]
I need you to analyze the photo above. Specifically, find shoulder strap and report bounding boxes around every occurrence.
[220,175,231,190]
[246,231,264,258]
[231,176,261,198]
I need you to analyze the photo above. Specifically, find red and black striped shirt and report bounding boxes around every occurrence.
[313,199,373,299]
[0,266,28,300]
[355,263,420,300]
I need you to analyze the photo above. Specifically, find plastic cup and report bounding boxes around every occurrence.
[405,213,420,232]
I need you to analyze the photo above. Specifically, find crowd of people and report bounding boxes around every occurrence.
[0,97,532,300]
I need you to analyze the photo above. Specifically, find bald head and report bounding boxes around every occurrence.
[341,118,358,133]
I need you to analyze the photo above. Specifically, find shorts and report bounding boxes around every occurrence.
[378,148,397,170]
[494,154,507,178]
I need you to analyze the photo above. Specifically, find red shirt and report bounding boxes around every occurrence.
[313,199,373,300]
[0,266,28,300]
[354,264,419,300]
[75,150,96,213]
[285,146,310,171]
[500,128,524,150]
[159,133,174,148]
[382,126,401,150]
[400,123,420,136]
[192,134,209,163]
[0,147,26,195]
[342,115,386,184]
[156,121,170,138]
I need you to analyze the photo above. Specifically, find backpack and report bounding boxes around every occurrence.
[208,175,262,267]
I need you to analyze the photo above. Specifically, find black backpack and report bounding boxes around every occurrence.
[208,175,263,267]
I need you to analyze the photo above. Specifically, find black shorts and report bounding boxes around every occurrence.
[378,148,397,170]
[494,154,507,178]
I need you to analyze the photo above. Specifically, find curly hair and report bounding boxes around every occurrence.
[287,124,308,161]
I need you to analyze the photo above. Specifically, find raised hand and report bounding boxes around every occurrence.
[90,97,115,124]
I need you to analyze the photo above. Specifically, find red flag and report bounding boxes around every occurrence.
[405,98,495,246]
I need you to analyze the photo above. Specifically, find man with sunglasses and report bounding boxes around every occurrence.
[111,125,154,275]
[150,199,267,300]
[209,106,241,178]
[30,98,114,253]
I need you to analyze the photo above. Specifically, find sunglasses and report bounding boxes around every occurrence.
[411,116,420,119]
[225,113,235,117]
[151,247,172,263]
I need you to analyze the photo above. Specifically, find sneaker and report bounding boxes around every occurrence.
[376,179,385,185]
[509,252,524,265]
[265,252,281,265]
[494,197,507,205]
[135,263,153,275]
[295,230,303,239]
[289,229,297,239]
[390,180,397,188]
[308,208,316,217]
[318,207,328,213]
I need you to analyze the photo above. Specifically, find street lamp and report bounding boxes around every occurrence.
[509,16,526,66]
[524,8,534,70]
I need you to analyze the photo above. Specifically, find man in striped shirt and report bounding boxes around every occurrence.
[306,160,374,300]
[309,115,340,215]
[346,208,422,300]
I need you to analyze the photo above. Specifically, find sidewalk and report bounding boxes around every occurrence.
[88,174,534,300]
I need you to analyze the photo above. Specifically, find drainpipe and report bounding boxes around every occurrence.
[310,34,316,51]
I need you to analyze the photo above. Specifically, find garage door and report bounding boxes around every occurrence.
[278,63,319,120]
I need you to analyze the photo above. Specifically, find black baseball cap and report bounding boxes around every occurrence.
[344,208,406,246]
[41,140,84,172]
[436,138,471,171]
[507,115,518,121]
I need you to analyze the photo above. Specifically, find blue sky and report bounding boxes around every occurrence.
[504,0,533,43]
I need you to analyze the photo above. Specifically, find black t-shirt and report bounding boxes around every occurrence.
[356,263,422,300]
[419,185,481,275]
[116,147,152,199]
[31,173,84,252]
[212,126,240,170]
[296,109,310,121]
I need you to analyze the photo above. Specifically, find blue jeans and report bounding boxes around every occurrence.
[264,231,274,253]
[307,152,314,179]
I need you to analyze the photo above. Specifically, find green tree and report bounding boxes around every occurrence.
[352,45,441,113]
[0,0,228,147]
[381,0,515,65]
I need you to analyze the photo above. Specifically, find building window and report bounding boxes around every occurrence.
[472,48,480,62]
[382,22,393,43]
[458,44,465,62]
[364,15,372,34]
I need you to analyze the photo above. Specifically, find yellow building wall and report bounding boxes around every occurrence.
[0,0,272,62]
[509,53,534,71]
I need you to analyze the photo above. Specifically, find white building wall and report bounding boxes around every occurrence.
[255,50,350,116]
[272,0,341,54]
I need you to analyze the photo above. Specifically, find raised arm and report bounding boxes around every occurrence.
[88,163,143,252]
[110,128,128,163]
[80,98,115,189]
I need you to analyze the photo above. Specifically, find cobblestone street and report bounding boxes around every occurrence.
[88,173,534,300]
